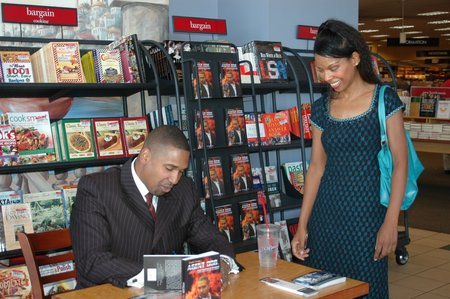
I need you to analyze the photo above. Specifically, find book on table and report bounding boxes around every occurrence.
[292,270,346,290]
[260,277,318,297]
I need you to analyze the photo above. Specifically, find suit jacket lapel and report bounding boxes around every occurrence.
[120,158,156,230]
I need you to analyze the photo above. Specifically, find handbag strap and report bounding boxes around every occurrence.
[378,85,389,146]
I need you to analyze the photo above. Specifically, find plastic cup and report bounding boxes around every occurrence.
[256,224,280,268]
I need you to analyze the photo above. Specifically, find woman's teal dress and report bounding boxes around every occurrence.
[306,84,403,298]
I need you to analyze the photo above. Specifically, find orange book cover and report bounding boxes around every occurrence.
[214,203,234,242]
[261,111,291,145]
[287,106,301,138]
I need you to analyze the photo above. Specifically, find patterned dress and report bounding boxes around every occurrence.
[305,84,403,298]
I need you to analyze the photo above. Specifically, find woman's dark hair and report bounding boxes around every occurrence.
[314,19,380,84]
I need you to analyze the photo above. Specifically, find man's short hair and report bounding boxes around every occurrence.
[145,125,190,152]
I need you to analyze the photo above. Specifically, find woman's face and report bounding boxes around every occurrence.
[314,52,360,93]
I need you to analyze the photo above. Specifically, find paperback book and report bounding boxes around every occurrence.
[143,254,189,291]
[230,153,252,193]
[120,116,149,156]
[215,203,234,243]
[1,203,34,250]
[220,60,242,97]
[92,118,125,159]
[192,60,213,99]
[251,165,279,193]
[287,104,312,140]
[245,113,268,147]
[24,190,65,233]
[239,199,259,241]
[0,51,34,83]
[262,111,291,145]
[92,49,124,83]
[58,119,97,161]
[61,187,77,227]
[225,108,247,146]
[0,265,32,298]
[260,277,318,297]
[275,220,292,262]
[195,109,216,149]
[203,156,225,199]
[181,251,221,299]
[292,271,346,290]
[0,124,18,166]
[282,161,309,195]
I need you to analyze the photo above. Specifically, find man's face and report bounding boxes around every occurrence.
[219,218,228,230]
[139,145,189,196]
[197,279,209,297]
[210,168,217,180]
[245,212,254,223]
[199,72,207,84]
[231,119,239,130]
[237,165,245,176]
[203,120,210,132]
[225,71,234,83]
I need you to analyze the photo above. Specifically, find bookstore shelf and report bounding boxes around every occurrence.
[247,139,312,153]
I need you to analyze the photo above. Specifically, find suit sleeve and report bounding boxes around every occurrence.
[183,180,235,257]
[70,175,141,288]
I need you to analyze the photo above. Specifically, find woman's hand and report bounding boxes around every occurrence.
[374,220,398,261]
[291,227,310,260]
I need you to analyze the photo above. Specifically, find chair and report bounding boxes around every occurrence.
[18,229,77,299]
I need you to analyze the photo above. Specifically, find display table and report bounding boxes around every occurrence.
[52,251,369,299]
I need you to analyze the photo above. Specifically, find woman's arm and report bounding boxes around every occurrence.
[374,110,408,260]
[292,126,327,260]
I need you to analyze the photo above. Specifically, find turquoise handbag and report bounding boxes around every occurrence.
[377,85,424,210]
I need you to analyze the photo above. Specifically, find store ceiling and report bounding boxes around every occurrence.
[358,0,450,69]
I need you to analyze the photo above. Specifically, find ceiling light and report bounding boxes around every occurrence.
[358,22,365,26]
[359,29,379,33]
[434,27,450,31]
[442,33,450,36]
[411,36,429,39]
[376,17,403,22]
[402,31,422,35]
[428,20,450,25]
[417,11,449,16]
[371,34,389,38]
[390,25,414,29]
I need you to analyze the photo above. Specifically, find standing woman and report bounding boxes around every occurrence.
[291,19,408,298]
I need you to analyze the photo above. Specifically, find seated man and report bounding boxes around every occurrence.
[70,125,236,288]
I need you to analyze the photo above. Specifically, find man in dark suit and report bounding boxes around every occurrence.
[71,125,235,289]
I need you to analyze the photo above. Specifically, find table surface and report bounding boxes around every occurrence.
[52,251,369,299]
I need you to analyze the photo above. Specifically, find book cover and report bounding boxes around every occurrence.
[251,166,279,193]
[225,108,247,146]
[120,117,149,156]
[242,41,288,83]
[81,50,96,83]
[0,124,19,167]
[262,111,291,145]
[43,278,77,297]
[220,60,242,97]
[203,156,225,199]
[5,112,56,165]
[215,204,234,243]
[192,60,213,99]
[50,122,62,162]
[23,191,65,233]
[61,187,77,228]
[92,49,124,83]
[0,191,23,251]
[0,51,34,83]
[292,271,346,290]
[244,113,268,147]
[275,220,292,262]
[92,118,125,159]
[143,254,189,291]
[59,119,97,161]
[283,161,309,195]
[195,109,216,149]
[260,277,318,297]
[1,203,34,250]
[0,265,32,298]
[230,153,252,193]
[182,251,221,299]
[239,199,259,241]
[269,193,282,208]
[301,103,312,140]
[105,34,144,83]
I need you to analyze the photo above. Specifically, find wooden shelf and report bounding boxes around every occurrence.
[412,139,450,154]
[404,116,450,123]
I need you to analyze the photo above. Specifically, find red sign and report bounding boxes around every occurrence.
[297,25,318,40]
[2,3,78,27]
[173,16,227,35]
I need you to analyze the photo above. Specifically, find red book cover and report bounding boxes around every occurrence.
[261,111,291,145]
[192,60,213,99]
[195,109,216,149]
[203,156,225,199]
[220,60,242,97]
[287,106,301,138]
[182,251,221,299]
[215,203,234,243]
[301,103,312,139]
[225,108,247,146]
[92,118,125,159]
[230,153,252,193]
[239,199,260,241]
[120,116,150,156]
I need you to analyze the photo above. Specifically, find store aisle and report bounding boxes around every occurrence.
[389,227,450,298]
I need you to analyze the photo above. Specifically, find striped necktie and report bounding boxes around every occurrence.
[145,193,157,220]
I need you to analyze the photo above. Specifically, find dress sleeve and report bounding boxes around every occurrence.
[383,85,405,119]
[310,96,327,131]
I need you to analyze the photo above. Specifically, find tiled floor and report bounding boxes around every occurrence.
[389,227,450,298]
